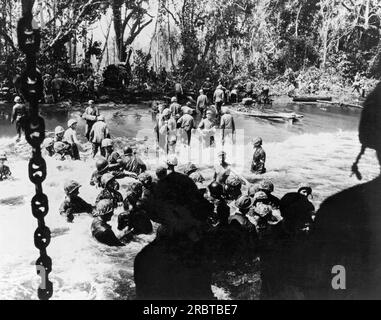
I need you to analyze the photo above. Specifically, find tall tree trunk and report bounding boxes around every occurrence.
[295,5,302,38]
[167,10,175,69]
[112,0,126,62]
[97,18,113,71]
[321,25,328,70]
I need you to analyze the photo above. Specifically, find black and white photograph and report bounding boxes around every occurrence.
[1,0,381,306]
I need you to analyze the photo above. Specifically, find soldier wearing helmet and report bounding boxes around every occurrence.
[224,174,242,201]
[174,80,183,102]
[251,137,266,174]
[11,96,26,141]
[280,183,315,235]
[213,84,225,120]
[90,114,109,158]
[169,96,181,117]
[0,152,12,181]
[54,126,65,142]
[206,181,230,227]
[213,151,231,185]
[196,89,209,117]
[53,141,71,161]
[167,134,177,154]
[229,196,254,226]
[220,107,235,146]
[198,109,216,148]
[258,179,280,209]
[90,157,109,187]
[155,164,167,181]
[82,99,99,141]
[122,146,147,175]
[59,180,93,222]
[166,154,178,173]
[202,77,213,101]
[91,199,125,246]
[101,138,120,165]
[222,195,258,267]
[185,163,206,196]
[158,109,176,152]
[138,172,154,200]
[117,206,153,239]
[95,173,123,209]
[251,191,282,230]
[43,137,55,157]
[63,119,81,160]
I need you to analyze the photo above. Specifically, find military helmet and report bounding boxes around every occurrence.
[0,152,7,161]
[297,183,312,195]
[235,196,252,211]
[67,119,77,128]
[97,114,105,122]
[127,180,143,196]
[253,137,263,147]
[96,158,109,172]
[53,141,67,153]
[101,173,115,188]
[167,155,178,166]
[94,199,114,217]
[189,171,205,184]
[64,180,81,194]
[168,135,177,146]
[184,163,198,176]
[155,165,167,179]
[43,137,54,148]
[208,181,224,199]
[253,191,268,204]
[138,172,153,186]
[14,96,22,103]
[217,150,226,157]
[123,146,133,155]
[101,138,113,148]
[221,107,230,114]
[226,175,241,188]
[259,179,274,193]
[171,96,177,103]
[162,109,171,117]
[54,126,65,135]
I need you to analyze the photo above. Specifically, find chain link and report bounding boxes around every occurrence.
[17,0,53,300]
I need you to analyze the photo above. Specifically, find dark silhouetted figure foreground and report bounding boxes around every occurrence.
[299,82,381,299]
[134,173,215,300]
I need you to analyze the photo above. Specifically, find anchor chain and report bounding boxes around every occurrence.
[18,0,53,300]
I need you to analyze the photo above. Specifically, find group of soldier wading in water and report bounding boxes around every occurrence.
[2,80,381,300]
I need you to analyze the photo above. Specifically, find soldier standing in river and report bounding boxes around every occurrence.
[251,137,266,174]
[203,77,213,102]
[11,96,26,141]
[196,89,209,118]
[82,100,99,141]
[213,85,225,121]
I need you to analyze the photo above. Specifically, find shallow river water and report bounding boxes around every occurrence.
[0,101,379,300]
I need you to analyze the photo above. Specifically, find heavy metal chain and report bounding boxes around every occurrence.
[18,0,53,300]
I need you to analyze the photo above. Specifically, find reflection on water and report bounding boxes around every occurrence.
[0,102,377,300]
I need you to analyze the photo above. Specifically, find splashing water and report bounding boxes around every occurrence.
[0,102,379,300]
